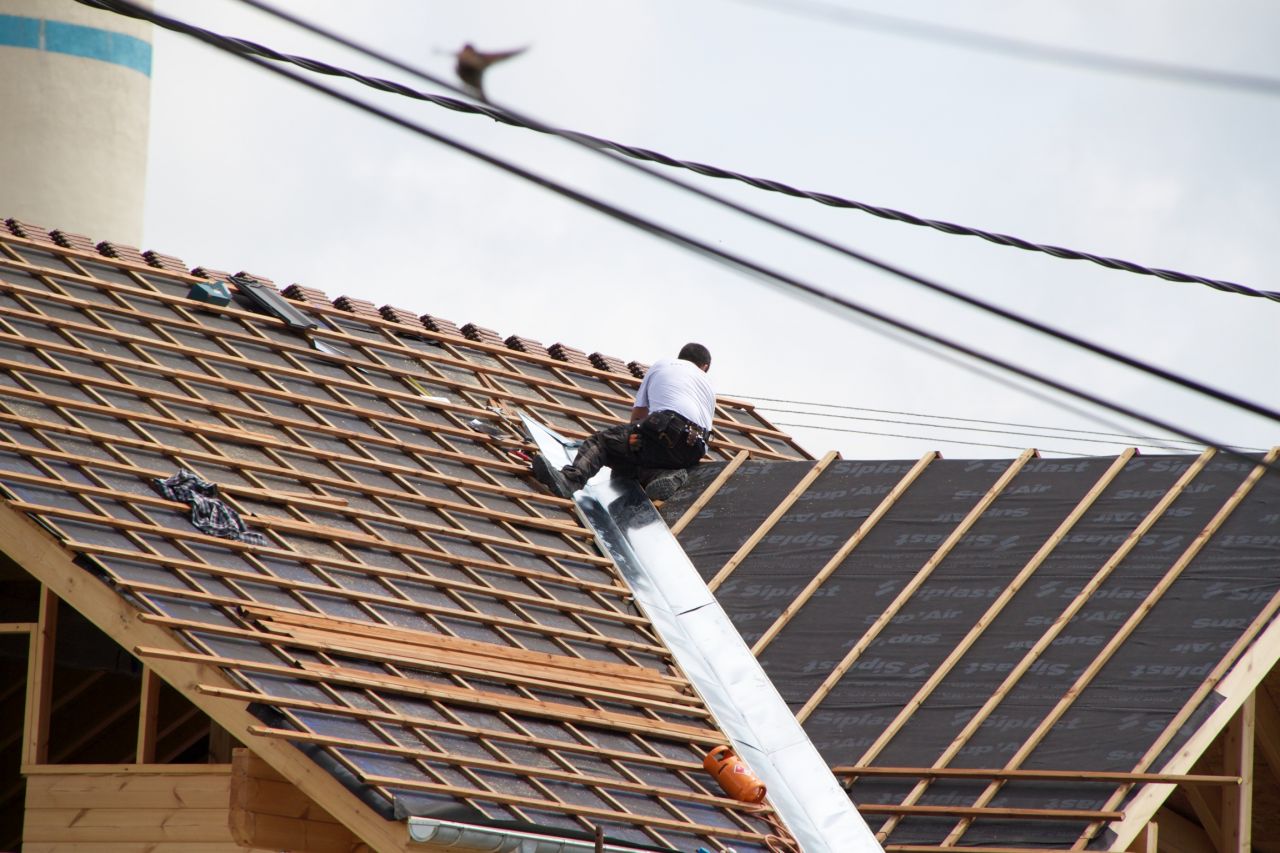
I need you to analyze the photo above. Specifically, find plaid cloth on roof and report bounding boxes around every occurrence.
[152,470,268,546]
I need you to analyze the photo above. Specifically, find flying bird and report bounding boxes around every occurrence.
[454,43,527,101]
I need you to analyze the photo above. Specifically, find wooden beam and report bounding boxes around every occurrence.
[357,772,769,842]
[123,574,662,656]
[197,685,702,774]
[0,249,786,461]
[0,502,412,853]
[855,803,1122,821]
[752,451,937,657]
[934,449,1219,846]
[832,765,1239,785]
[23,585,56,765]
[1129,821,1157,853]
[1154,807,1217,853]
[1220,693,1254,853]
[136,666,161,764]
[1077,448,1280,850]
[1254,681,1280,781]
[669,450,747,536]
[0,422,579,536]
[853,449,1134,766]
[798,448,1037,723]
[707,451,839,592]
[136,645,722,745]
[247,725,743,810]
[1182,784,1223,852]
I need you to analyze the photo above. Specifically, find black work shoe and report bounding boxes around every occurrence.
[532,455,578,499]
[643,468,688,501]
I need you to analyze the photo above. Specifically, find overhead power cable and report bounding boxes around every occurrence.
[95,0,1273,305]
[107,0,1280,434]
[83,0,1278,480]
[735,0,1280,99]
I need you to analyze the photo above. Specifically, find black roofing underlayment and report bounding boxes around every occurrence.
[660,454,1280,849]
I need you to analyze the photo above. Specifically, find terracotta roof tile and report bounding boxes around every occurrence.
[50,228,96,252]
[96,241,148,266]
[5,218,58,244]
[331,294,381,320]
[461,322,503,346]
[142,248,189,273]
[281,283,331,308]
[589,351,630,374]
[548,342,593,368]
[504,334,546,356]
[421,313,464,338]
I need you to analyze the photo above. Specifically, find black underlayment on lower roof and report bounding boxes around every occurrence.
[661,453,1280,848]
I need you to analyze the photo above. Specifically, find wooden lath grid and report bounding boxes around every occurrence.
[0,233,815,850]
[0,236,808,463]
[662,450,1280,850]
[131,623,776,848]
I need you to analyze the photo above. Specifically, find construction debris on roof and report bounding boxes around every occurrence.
[0,218,810,852]
[657,450,1280,850]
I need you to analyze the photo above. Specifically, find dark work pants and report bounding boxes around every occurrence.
[562,422,636,488]
[563,413,705,489]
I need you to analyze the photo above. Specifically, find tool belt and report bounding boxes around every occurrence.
[631,410,709,469]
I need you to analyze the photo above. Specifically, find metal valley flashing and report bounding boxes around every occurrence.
[521,416,881,853]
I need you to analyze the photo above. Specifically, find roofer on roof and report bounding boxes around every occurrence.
[533,343,715,501]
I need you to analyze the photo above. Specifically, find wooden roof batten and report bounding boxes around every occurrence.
[0,244,806,461]
[0,500,414,852]
[0,224,822,852]
[658,445,1280,851]
[1082,451,1280,851]
[798,448,1039,725]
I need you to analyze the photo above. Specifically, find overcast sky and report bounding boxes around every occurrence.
[138,0,1280,461]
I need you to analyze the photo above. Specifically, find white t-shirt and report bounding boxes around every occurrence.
[634,358,716,431]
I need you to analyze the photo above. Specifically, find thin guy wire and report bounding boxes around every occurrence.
[117,0,1274,305]
[140,0,1280,430]
[732,394,1232,448]
[88,0,1280,482]
[771,421,1084,456]
[734,0,1280,98]
[766,409,1205,452]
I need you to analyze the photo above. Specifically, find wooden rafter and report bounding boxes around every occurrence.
[1077,448,1280,850]
[0,502,413,852]
[0,259,800,459]
[752,450,938,657]
[23,585,56,765]
[707,450,840,592]
[135,645,719,744]
[875,448,1213,842]
[196,684,705,774]
[832,765,1239,785]
[852,449,1135,766]
[135,666,161,763]
[669,450,748,536]
[1220,693,1254,853]
[798,448,1037,723]
[947,447,1245,846]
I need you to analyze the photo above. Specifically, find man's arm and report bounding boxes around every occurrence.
[630,406,648,423]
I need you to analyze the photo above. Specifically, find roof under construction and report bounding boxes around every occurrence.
[656,449,1280,850]
[0,218,808,852]
[2,217,1280,853]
